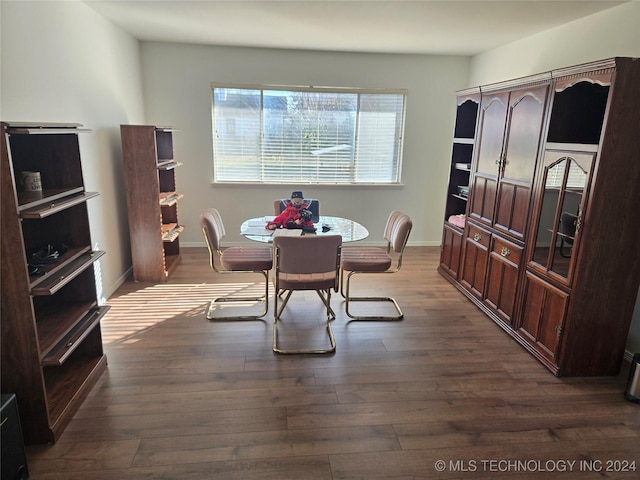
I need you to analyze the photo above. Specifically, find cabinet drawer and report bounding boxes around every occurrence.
[490,236,522,266]
[466,223,491,248]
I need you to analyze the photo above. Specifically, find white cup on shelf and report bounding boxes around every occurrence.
[20,171,42,192]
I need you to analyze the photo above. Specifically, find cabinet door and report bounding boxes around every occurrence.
[485,235,523,325]
[529,150,594,285]
[460,223,491,298]
[518,272,569,366]
[469,92,508,225]
[493,86,548,241]
[440,223,463,279]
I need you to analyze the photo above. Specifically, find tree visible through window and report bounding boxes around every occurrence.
[211,85,406,184]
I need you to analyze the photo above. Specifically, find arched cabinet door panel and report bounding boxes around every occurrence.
[469,92,507,226]
[470,85,549,242]
[494,85,549,241]
[529,149,594,286]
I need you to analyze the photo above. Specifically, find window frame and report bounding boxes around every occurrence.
[210,83,408,186]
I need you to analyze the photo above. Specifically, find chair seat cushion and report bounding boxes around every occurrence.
[221,246,273,271]
[341,247,392,272]
[278,271,336,290]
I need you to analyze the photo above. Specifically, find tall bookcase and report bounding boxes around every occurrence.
[120,125,183,282]
[1,122,109,444]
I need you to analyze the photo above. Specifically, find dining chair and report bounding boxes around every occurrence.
[200,208,273,321]
[272,235,342,354]
[274,198,320,223]
[340,211,412,320]
[558,211,578,258]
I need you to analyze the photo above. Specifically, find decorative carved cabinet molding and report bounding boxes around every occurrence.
[438,57,640,376]
[120,125,184,282]
[1,122,109,443]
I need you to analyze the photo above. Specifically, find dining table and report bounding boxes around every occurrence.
[240,215,369,243]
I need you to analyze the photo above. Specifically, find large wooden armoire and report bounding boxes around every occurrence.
[438,57,640,376]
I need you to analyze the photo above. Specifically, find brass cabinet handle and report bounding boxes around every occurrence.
[500,247,511,257]
[473,233,482,242]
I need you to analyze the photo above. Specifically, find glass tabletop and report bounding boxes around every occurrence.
[241,215,369,243]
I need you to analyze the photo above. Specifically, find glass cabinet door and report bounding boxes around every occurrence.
[530,150,595,283]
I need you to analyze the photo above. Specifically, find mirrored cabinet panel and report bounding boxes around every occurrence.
[530,150,594,282]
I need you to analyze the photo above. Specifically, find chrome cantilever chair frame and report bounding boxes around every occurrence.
[200,208,273,321]
[272,235,342,354]
[340,211,412,321]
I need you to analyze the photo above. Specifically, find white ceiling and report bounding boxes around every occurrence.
[84,0,628,56]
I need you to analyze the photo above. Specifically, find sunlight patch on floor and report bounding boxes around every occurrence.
[102,282,264,344]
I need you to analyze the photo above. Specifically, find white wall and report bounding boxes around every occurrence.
[140,43,470,247]
[469,1,640,86]
[467,1,640,355]
[0,0,145,298]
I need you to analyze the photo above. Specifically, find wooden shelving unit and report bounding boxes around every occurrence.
[1,122,108,444]
[120,125,183,282]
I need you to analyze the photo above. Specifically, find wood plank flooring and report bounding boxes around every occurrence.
[25,247,640,479]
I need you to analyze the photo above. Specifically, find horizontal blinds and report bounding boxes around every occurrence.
[212,86,406,184]
[546,156,589,190]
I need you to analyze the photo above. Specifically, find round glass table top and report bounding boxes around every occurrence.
[241,215,369,243]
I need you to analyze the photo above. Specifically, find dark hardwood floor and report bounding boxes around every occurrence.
[25,247,640,479]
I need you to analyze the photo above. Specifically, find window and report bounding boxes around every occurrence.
[211,84,406,184]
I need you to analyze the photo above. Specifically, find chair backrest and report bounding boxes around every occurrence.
[275,198,320,223]
[559,211,578,245]
[200,208,226,252]
[274,235,342,286]
[383,211,413,253]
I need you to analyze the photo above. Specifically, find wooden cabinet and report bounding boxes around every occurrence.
[120,125,183,282]
[1,122,108,444]
[439,58,640,376]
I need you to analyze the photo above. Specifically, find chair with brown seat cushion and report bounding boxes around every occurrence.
[200,208,273,320]
[340,211,412,320]
[272,235,342,354]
